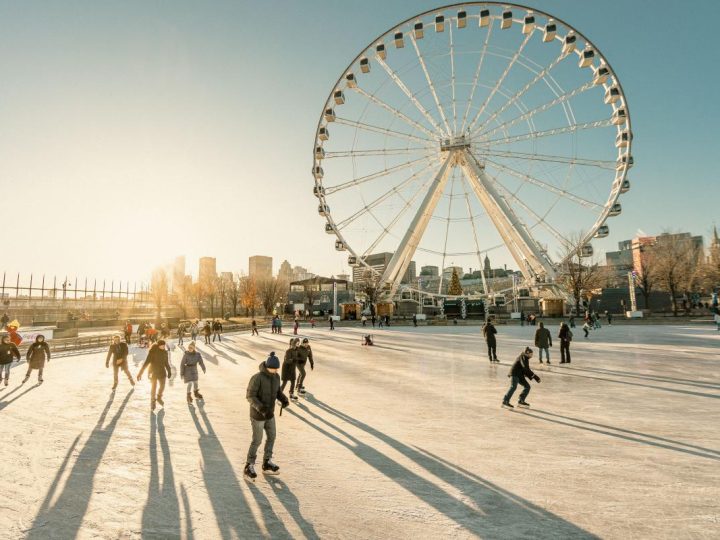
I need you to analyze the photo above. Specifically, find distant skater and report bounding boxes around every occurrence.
[280,341,299,401]
[190,321,199,342]
[124,321,133,344]
[293,318,299,335]
[23,335,50,384]
[482,318,499,363]
[137,340,172,410]
[559,322,573,364]
[0,334,21,386]
[534,322,552,364]
[203,322,212,344]
[212,319,223,342]
[329,316,335,331]
[106,334,135,390]
[583,321,591,339]
[502,347,541,409]
[412,314,418,327]
[244,353,289,481]
[177,323,185,346]
[296,338,314,396]
[251,319,259,336]
[606,311,613,326]
[181,341,206,403]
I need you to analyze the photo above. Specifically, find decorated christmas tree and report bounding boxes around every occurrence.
[447,268,463,295]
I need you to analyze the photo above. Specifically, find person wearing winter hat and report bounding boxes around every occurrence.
[244,352,289,481]
[180,341,206,403]
[296,338,314,396]
[0,334,21,386]
[137,340,172,410]
[281,339,300,401]
[23,335,50,384]
[502,347,541,409]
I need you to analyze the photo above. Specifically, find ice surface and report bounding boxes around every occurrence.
[1,323,718,539]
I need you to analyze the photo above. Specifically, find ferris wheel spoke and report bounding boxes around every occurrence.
[478,80,596,140]
[325,154,436,196]
[352,86,438,139]
[472,50,567,138]
[460,21,493,134]
[334,162,438,230]
[458,174,490,294]
[477,119,614,147]
[466,32,533,135]
[437,174,458,294]
[483,158,603,211]
[376,56,446,136]
[449,23,457,134]
[481,149,617,170]
[409,34,452,136]
[334,116,435,144]
[325,147,435,158]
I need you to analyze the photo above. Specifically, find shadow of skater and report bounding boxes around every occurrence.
[0,382,40,412]
[27,390,133,539]
[180,484,195,540]
[188,402,292,539]
[141,409,181,538]
[294,399,598,539]
[265,476,320,540]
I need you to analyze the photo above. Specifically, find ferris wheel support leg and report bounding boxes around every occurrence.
[380,152,456,296]
[459,150,557,283]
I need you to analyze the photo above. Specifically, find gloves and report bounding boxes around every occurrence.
[534,375,541,383]
[281,399,290,409]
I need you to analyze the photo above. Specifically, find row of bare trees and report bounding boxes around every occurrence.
[151,269,288,320]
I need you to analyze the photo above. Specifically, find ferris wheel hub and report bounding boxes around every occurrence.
[440,135,471,152]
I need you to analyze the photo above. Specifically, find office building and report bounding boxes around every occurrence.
[249,255,273,280]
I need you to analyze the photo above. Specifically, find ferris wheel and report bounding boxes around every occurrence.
[312,2,632,298]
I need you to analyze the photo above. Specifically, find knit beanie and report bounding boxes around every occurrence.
[265,352,280,369]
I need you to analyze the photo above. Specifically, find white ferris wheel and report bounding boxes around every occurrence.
[312,2,632,299]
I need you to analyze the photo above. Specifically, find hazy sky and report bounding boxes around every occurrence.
[1,0,718,285]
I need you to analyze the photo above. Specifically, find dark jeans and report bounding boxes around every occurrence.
[113,359,134,386]
[252,328,259,336]
[246,417,276,464]
[213,331,222,342]
[297,363,307,389]
[204,335,211,344]
[560,341,571,363]
[150,377,166,402]
[178,335,184,345]
[487,342,497,361]
[281,378,295,395]
[24,367,44,381]
[504,375,530,403]
[124,332,132,344]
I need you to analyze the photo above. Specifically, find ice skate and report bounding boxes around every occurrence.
[262,459,280,475]
[290,393,298,401]
[4,378,8,386]
[244,463,257,482]
[299,387,306,396]
[502,401,514,409]
[517,400,530,408]
[38,378,43,385]
[21,376,29,384]
[156,397,164,406]
[151,400,156,411]
[194,389,204,400]
[187,392,193,404]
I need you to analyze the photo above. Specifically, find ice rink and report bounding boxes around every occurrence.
[1,323,719,539]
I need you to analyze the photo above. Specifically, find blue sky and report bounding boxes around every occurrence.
[0,0,717,283]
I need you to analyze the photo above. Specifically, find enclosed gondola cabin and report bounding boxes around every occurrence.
[612,107,627,125]
[318,127,329,141]
[594,225,609,238]
[376,43,386,60]
[604,86,620,104]
[620,179,631,193]
[501,10,513,29]
[360,57,370,73]
[313,185,325,198]
[580,245,594,258]
[335,240,347,251]
[314,146,325,160]
[312,165,324,180]
[457,10,467,28]
[608,203,622,216]
[414,22,424,39]
[615,130,632,148]
[324,108,336,122]
[318,204,330,217]
[523,14,535,34]
[333,90,345,105]
[593,65,609,85]
[543,22,556,42]
[345,73,357,88]
[616,154,634,170]
[394,32,404,48]
[562,33,576,55]
[325,223,335,234]
[435,14,445,32]
[347,255,358,266]
[479,9,490,27]
[579,48,595,68]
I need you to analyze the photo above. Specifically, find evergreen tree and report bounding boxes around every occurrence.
[448,268,463,295]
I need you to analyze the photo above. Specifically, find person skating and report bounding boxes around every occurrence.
[0,312,9,330]
[534,322,552,364]
[137,340,172,410]
[606,311,613,325]
[412,314,417,327]
[0,334,20,386]
[482,318,499,363]
[160,322,170,340]
[583,320,591,339]
[212,319,223,342]
[203,321,212,344]
[502,347,541,409]
[361,315,367,327]
[520,310,525,327]
[329,316,335,331]
[558,322,573,364]
[105,334,135,390]
[293,318,299,335]
[244,353,290,481]
[190,320,199,342]
[180,341,206,403]
[296,338,314,396]
[124,321,133,344]
[280,342,298,401]
[177,323,185,346]
[23,335,51,384]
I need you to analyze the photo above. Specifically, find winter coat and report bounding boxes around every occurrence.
[0,342,20,364]
[482,323,497,344]
[246,362,288,420]
[296,344,314,369]
[509,353,536,382]
[281,347,298,381]
[212,321,222,332]
[534,327,552,348]
[190,323,199,336]
[106,342,129,366]
[27,341,51,369]
[559,325,573,343]
[180,351,206,383]
[203,324,212,336]
[138,347,171,380]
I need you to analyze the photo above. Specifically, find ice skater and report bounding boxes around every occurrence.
[329,316,335,330]
[280,341,298,401]
[105,334,135,390]
[251,318,259,336]
[296,338,314,396]
[137,340,172,410]
[212,319,223,342]
[558,322,573,364]
[293,318,299,335]
[203,321,212,344]
[177,323,185,346]
[124,321,133,344]
[244,352,290,481]
[0,334,20,386]
[583,320,591,339]
[190,320,199,342]
[180,341,206,403]
[482,318,499,363]
[502,347,541,409]
[534,322,552,364]
[23,335,51,384]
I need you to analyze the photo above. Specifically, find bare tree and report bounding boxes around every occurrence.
[239,276,259,317]
[634,245,657,310]
[558,235,606,314]
[652,232,702,315]
[258,277,286,315]
[175,276,193,319]
[151,268,168,322]
[227,274,241,317]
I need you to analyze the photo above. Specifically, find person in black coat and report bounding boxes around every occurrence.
[0,334,21,386]
[212,319,223,342]
[244,353,289,480]
[482,319,499,363]
[137,340,172,410]
[296,338,314,395]
[502,347,541,408]
[106,334,135,390]
[24,335,51,384]
[558,322,573,364]
[280,341,299,400]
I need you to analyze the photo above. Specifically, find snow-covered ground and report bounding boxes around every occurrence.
[1,323,718,539]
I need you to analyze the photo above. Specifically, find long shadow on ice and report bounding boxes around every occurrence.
[26,390,133,539]
[558,364,720,390]
[291,399,597,539]
[141,409,181,537]
[188,402,292,539]
[0,382,40,411]
[265,476,320,540]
